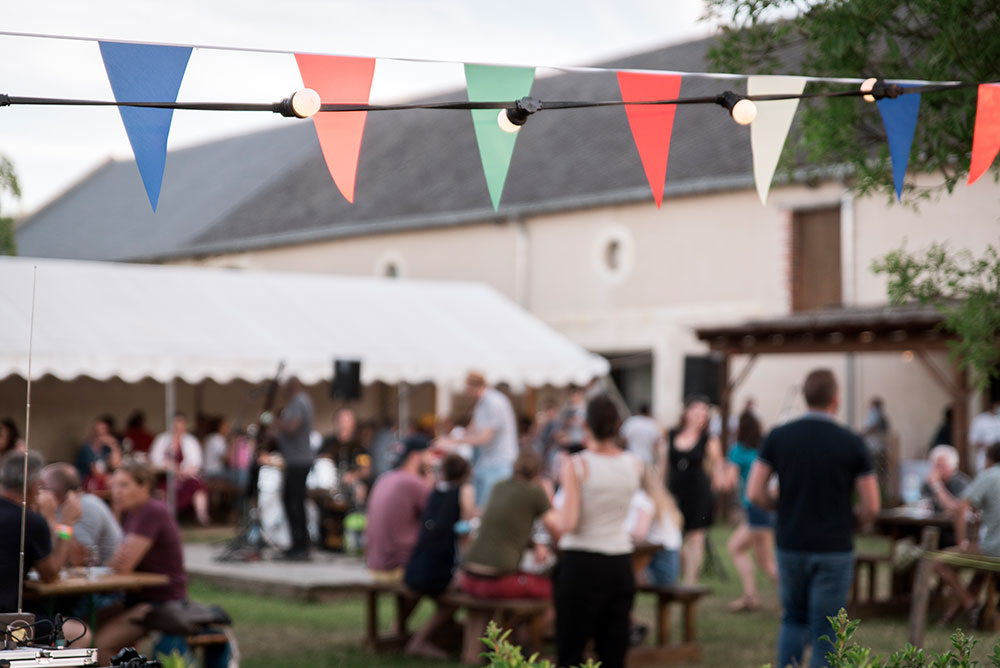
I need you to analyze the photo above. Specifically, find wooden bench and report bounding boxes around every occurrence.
[363,580,421,652]
[908,527,1000,646]
[185,630,232,668]
[851,552,894,606]
[361,581,548,665]
[629,584,711,666]
[442,591,548,665]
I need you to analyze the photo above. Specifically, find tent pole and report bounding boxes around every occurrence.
[435,382,452,420]
[164,378,177,517]
[398,382,409,437]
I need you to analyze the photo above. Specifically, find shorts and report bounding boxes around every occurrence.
[746,503,775,529]
[459,571,552,599]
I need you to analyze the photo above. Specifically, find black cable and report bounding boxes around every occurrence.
[1,614,87,648]
[0,79,994,115]
[62,615,88,646]
[1,617,54,644]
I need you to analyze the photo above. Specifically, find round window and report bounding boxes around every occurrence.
[592,226,633,283]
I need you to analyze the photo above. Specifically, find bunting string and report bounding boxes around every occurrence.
[1,28,999,212]
[0,29,969,86]
[0,80,992,113]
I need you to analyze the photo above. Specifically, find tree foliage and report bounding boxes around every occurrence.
[705,0,1000,202]
[872,244,1000,389]
[0,155,21,255]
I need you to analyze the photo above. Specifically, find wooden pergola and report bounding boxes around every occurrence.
[695,303,974,474]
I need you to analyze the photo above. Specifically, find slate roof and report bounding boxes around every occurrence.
[17,34,806,262]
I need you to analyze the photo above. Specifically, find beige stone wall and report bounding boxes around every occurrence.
[852,177,1000,303]
[182,223,521,302]
[103,176,998,464]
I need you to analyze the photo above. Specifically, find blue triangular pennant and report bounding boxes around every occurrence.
[99,41,192,211]
[876,84,921,200]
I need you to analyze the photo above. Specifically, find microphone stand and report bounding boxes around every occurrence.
[215,362,284,562]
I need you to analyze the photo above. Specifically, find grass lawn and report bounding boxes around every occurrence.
[184,525,997,668]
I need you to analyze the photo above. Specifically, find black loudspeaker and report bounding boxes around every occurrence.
[331,359,362,400]
[682,355,722,406]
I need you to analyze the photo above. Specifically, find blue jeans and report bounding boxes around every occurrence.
[474,462,512,508]
[645,548,680,586]
[776,548,855,668]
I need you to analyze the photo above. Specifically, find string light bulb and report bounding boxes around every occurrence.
[497,96,543,133]
[859,78,903,103]
[860,77,879,103]
[273,88,322,118]
[715,91,757,126]
[498,108,525,133]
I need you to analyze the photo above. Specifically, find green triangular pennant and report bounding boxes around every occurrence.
[464,64,536,210]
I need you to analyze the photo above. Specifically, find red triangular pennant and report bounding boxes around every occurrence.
[968,83,1000,186]
[617,72,682,207]
[295,54,376,203]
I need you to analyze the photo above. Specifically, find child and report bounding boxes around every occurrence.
[626,466,684,586]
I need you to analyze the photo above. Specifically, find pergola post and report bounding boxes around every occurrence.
[951,367,971,474]
[718,354,731,449]
[719,353,758,450]
[914,351,972,474]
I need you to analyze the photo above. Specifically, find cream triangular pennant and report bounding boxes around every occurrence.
[748,75,807,204]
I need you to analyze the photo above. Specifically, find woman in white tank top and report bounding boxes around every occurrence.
[555,394,643,668]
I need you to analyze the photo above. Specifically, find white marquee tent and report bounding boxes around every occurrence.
[0,256,609,390]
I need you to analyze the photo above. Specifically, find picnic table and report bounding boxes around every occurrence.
[25,570,170,597]
[25,569,170,640]
[874,507,954,542]
[851,508,956,614]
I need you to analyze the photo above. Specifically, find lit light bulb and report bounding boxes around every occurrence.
[497,108,522,133]
[290,88,322,118]
[715,91,757,126]
[731,98,757,125]
[860,77,879,103]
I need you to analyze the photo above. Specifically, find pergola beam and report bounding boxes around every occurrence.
[695,304,973,475]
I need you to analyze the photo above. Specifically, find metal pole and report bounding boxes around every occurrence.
[165,378,177,516]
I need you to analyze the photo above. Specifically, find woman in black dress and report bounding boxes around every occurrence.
[665,396,723,584]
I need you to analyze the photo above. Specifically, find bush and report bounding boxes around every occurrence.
[480,621,599,668]
[819,609,1000,668]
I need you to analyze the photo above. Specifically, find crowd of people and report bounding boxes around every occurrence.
[2,366,999,668]
[357,371,786,668]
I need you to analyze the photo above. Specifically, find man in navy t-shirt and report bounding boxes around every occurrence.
[747,369,880,668]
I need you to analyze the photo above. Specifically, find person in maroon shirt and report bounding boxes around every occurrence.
[95,460,187,663]
[365,435,433,579]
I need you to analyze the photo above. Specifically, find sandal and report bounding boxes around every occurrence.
[729,595,760,612]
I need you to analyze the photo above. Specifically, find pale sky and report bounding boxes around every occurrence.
[0,0,717,215]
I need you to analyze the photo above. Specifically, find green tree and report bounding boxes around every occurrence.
[0,155,21,255]
[705,0,1000,202]
[872,243,1000,389]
